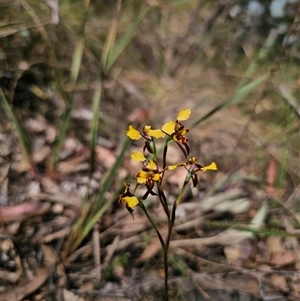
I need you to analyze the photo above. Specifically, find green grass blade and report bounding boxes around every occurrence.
[101,0,122,73]
[52,16,87,164]
[70,35,86,88]
[236,29,278,90]
[105,7,150,72]
[66,137,131,255]
[89,79,102,172]
[53,106,72,163]
[0,88,37,172]
[191,73,270,127]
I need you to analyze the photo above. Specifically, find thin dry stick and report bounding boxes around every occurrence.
[103,235,120,270]
[93,225,101,282]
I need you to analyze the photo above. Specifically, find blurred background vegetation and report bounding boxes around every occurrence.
[1,0,299,188]
[0,0,299,300]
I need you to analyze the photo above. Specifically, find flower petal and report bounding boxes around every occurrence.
[124,196,139,208]
[153,174,161,181]
[131,152,146,162]
[148,129,165,138]
[136,170,148,183]
[127,125,141,140]
[146,160,158,171]
[162,121,176,135]
[143,125,152,133]
[168,162,186,170]
[177,108,191,121]
[201,162,217,171]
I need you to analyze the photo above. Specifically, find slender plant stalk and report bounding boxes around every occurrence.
[162,183,187,300]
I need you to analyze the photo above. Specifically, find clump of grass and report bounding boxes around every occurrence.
[62,0,149,257]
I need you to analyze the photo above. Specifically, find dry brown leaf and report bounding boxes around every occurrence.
[10,153,31,173]
[62,289,85,301]
[45,124,57,143]
[57,148,90,174]
[96,146,116,169]
[24,115,48,133]
[31,137,52,163]
[0,202,51,223]
[0,268,50,301]
[38,177,82,207]
[266,160,277,196]
[268,274,289,293]
[223,274,260,296]
[224,239,253,266]
[266,236,285,259]
[290,273,300,294]
[41,244,58,266]
[269,251,296,268]
[60,137,82,160]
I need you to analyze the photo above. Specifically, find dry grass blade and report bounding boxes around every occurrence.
[171,202,268,248]
[101,0,122,73]
[106,6,150,72]
[101,0,150,73]
[70,35,86,87]
[278,84,300,116]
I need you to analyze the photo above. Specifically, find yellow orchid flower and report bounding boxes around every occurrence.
[126,125,165,140]
[119,183,139,218]
[168,158,217,187]
[162,109,191,157]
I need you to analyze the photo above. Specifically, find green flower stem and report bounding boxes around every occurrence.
[163,183,189,301]
[163,244,169,301]
[164,203,176,301]
[156,182,170,219]
[138,202,165,249]
[139,200,168,300]
[162,137,172,169]
[176,181,188,206]
[163,180,190,298]
[149,140,157,160]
